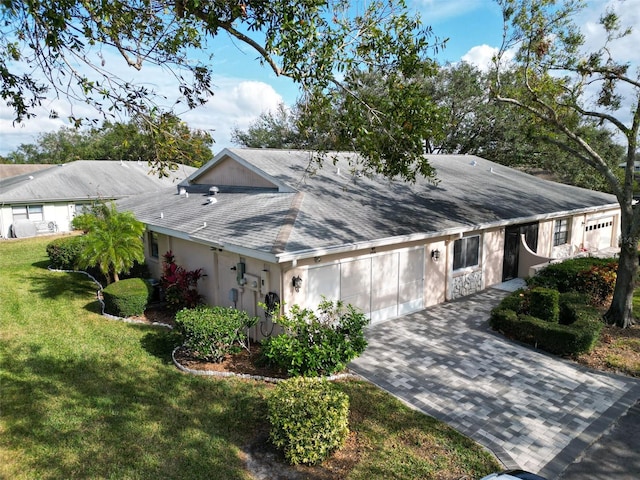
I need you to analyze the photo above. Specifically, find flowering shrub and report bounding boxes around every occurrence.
[161,251,203,310]
[261,299,369,377]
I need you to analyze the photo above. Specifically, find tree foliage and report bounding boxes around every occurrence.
[493,0,640,327]
[2,0,444,178]
[233,60,624,190]
[71,201,145,284]
[4,114,212,172]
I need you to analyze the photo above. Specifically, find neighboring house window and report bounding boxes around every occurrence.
[453,235,480,270]
[149,231,159,258]
[74,203,91,216]
[553,219,570,246]
[12,205,44,222]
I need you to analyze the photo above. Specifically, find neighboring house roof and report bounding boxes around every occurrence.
[117,148,619,262]
[0,164,52,180]
[0,160,196,204]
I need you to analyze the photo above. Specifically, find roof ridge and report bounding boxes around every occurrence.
[270,192,305,254]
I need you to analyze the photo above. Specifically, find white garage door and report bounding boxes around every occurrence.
[306,248,424,323]
[585,217,614,250]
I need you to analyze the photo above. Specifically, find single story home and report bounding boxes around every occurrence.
[117,148,621,334]
[0,160,196,238]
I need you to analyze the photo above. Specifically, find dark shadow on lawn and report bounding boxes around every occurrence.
[140,329,182,364]
[29,270,98,300]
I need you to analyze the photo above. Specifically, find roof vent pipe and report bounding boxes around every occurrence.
[209,186,219,196]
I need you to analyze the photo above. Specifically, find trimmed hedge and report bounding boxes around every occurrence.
[102,278,152,317]
[175,306,258,362]
[527,257,617,293]
[529,287,559,323]
[267,377,349,466]
[490,290,603,356]
[46,236,87,270]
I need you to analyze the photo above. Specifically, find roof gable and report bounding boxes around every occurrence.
[184,149,296,192]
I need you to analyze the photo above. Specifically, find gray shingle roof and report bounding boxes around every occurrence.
[118,148,618,260]
[0,160,196,203]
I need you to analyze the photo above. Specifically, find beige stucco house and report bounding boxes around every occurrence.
[118,148,621,334]
[0,160,195,238]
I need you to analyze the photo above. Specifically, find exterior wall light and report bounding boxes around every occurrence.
[431,249,441,262]
[292,275,302,292]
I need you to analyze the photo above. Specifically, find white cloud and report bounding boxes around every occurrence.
[460,45,499,71]
[459,44,516,72]
[0,57,286,156]
[180,79,284,150]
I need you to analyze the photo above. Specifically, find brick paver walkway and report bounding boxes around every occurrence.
[349,288,640,479]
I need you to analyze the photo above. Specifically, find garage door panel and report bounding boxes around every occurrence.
[306,248,424,324]
[340,258,371,298]
[371,253,399,310]
[308,264,340,302]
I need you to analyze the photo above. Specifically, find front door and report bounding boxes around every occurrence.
[502,222,539,281]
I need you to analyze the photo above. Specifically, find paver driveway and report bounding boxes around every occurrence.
[349,287,640,479]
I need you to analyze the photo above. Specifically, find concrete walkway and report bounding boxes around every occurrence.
[349,287,640,480]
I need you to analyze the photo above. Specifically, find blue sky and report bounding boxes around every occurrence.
[0,0,636,156]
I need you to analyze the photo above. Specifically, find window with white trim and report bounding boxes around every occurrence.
[12,205,44,222]
[453,235,480,270]
[553,219,570,246]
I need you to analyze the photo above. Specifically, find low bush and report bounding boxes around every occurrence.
[46,236,87,270]
[529,287,559,323]
[267,377,349,466]
[261,299,369,377]
[102,278,152,317]
[175,305,258,362]
[528,257,617,293]
[576,263,617,306]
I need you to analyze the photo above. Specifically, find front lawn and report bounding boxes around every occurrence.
[0,236,499,480]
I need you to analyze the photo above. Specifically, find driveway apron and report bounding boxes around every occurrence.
[348,288,640,479]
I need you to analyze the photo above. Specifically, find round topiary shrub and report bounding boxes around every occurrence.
[102,278,152,317]
[267,377,349,466]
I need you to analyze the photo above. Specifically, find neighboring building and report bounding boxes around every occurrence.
[0,160,196,238]
[118,148,621,334]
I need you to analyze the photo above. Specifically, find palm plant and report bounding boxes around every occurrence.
[72,202,145,283]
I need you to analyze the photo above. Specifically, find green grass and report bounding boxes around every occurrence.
[1,236,500,479]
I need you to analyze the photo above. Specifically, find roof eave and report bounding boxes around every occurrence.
[275,202,621,263]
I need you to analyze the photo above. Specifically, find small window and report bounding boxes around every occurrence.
[453,235,480,270]
[12,204,43,222]
[553,219,570,246]
[149,231,159,258]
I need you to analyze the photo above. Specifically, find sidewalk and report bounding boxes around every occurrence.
[348,288,640,479]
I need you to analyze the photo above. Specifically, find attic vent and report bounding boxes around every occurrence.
[179,187,186,196]
[470,160,477,167]
[209,186,219,196]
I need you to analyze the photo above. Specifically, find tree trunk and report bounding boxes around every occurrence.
[604,238,638,328]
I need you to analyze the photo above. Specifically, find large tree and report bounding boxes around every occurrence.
[5,114,212,171]
[493,0,640,327]
[1,0,444,176]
